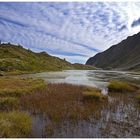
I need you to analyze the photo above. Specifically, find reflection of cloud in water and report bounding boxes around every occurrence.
[24,70,140,94]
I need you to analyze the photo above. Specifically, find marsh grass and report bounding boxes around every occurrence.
[137,95,140,104]
[21,83,108,123]
[108,80,139,93]
[0,111,31,138]
[0,77,46,137]
[45,123,54,137]
[135,90,140,104]
[0,77,46,97]
[0,97,19,111]
[83,88,107,101]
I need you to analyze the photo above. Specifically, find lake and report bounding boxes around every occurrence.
[22,70,140,137]
[23,70,140,94]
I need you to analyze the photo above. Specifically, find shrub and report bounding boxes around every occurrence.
[0,111,31,138]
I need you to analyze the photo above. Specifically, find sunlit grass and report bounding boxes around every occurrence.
[0,77,46,137]
[0,77,46,97]
[108,80,138,93]
[83,88,107,101]
[0,111,31,138]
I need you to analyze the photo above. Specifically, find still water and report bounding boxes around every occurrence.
[22,70,140,137]
[23,70,140,94]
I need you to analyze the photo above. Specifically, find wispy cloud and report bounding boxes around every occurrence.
[0,2,140,63]
[132,17,140,27]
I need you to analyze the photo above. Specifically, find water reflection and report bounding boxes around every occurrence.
[23,70,140,93]
[21,70,140,138]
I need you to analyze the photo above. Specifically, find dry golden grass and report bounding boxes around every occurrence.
[83,88,107,101]
[0,77,47,137]
[21,83,108,123]
[0,111,31,138]
[108,80,139,93]
[0,77,46,97]
[0,97,19,111]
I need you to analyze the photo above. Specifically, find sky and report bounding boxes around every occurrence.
[0,2,140,64]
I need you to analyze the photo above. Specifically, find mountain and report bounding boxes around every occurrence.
[86,32,140,71]
[0,43,95,75]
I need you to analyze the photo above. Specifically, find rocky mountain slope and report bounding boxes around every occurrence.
[86,32,140,71]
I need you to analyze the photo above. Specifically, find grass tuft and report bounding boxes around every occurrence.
[0,111,31,138]
[108,80,138,93]
[83,88,107,101]
[0,97,19,111]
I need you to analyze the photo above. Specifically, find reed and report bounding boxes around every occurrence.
[21,83,108,123]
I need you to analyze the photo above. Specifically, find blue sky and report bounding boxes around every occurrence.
[0,2,140,64]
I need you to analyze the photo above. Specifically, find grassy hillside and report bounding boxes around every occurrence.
[0,43,95,75]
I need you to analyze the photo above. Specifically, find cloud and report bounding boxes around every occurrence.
[0,2,140,64]
[131,17,140,27]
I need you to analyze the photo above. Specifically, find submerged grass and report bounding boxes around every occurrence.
[0,77,46,97]
[108,80,139,93]
[0,111,31,138]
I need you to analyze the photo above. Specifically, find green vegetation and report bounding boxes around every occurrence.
[0,43,96,75]
[73,63,96,70]
[0,97,19,111]
[83,88,107,101]
[0,77,46,97]
[0,77,46,137]
[136,90,140,104]
[108,80,138,92]
[136,95,140,103]
[0,111,31,138]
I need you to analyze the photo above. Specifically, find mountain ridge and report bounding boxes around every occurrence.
[86,32,140,71]
[0,43,95,75]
